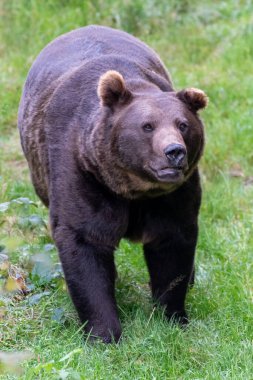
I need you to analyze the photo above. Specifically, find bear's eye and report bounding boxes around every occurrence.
[142,123,154,132]
[179,122,189,133]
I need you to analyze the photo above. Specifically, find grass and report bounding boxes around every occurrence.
[0,0,253,379]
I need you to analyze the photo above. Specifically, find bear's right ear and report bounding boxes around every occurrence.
[97,70,132,108]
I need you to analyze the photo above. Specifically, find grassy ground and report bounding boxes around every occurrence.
[0,0,253,379]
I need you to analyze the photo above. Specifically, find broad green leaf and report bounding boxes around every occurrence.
[0,202,10,212]
[28,291,51,305]
[43,243,55,252]
[51,307,66,324]
[18,215,46,229]
[11,197,37,206]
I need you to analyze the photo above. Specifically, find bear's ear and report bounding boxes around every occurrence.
[97,70,132,108]
[177,88,208,112]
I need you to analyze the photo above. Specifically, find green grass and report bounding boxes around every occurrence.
[0,0,253,379]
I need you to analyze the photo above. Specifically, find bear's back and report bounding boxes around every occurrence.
[18,25,171,144]
[23,25,167,99]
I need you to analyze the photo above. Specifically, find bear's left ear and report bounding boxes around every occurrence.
[177,88,208,112]
[97,70,132,108]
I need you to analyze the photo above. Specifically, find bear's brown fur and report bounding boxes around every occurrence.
[18,25,208,343]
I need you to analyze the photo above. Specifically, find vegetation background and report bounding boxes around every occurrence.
[0,0,253,378]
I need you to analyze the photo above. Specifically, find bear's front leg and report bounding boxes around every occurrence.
[144,225,197,325]
[55,229,121,343]
[49,170,128,343]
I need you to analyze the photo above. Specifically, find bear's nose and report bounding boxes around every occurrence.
[164,144,187,167]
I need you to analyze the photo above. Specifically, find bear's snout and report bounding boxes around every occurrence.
[164,144,187,169]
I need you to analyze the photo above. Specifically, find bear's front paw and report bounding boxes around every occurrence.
[165,310,189,326]
[86,320,122,344]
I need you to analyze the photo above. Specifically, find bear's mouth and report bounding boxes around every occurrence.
[149,166,185,183]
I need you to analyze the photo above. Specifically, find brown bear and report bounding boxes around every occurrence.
[18,25,208,343]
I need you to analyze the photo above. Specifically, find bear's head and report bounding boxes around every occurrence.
[94,70,208,198]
